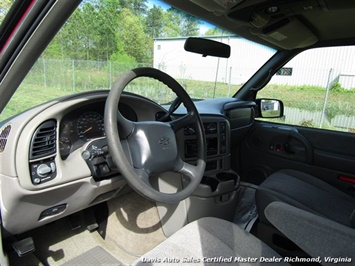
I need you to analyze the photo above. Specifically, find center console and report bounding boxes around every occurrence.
[157,115,241,236]
[177,116,231,175]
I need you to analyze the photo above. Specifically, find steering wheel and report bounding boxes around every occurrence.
[104,67,206,204]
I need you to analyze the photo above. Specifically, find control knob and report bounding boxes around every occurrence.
[36,164,52,178]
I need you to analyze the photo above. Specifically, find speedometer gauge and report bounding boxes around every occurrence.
[77,111,105,141]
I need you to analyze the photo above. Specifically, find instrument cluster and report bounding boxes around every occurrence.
[59,101,137,160]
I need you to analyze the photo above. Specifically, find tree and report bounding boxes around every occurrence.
[180,18,200,37]
[98,0,121,13]
[40,0,204,62]
[91,2,119,61]
[166,7,200,37]
[41,38,63,59]
[118,8,152,63]
[119,0,147,16]
[44,0,120,61]
[204,27,226,36]
[110,37,136,63]
[161,10,181,37]
[0,0,14,24]
[145,5,164,38]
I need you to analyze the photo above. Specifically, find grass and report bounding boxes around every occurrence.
[124,78,242,103]
[1,73,354,133]
[0,84,70,121]
[258,84,355,117]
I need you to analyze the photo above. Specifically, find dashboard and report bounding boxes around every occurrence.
[0,90,254,235]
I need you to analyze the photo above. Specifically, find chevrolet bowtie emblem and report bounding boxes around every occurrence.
[159,135,170,146]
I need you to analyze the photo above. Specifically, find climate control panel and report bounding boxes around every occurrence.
[30,157,57,185]
[180,117,230,160]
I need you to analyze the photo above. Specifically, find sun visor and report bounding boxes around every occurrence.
[250,17,318,50]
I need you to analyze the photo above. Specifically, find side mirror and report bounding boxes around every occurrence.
[256,98,284,118]
[184,37,230,58]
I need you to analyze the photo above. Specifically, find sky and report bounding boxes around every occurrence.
[146,0,171,10]
[146,0,213,35]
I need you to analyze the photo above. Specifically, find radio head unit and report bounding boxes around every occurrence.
[182,118,229,160]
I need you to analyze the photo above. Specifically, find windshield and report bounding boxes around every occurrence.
[0,0,276,121]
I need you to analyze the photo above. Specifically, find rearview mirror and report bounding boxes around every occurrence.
[184,37,230,58]
[256,99,284,118]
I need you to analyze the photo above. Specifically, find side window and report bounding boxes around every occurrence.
[257,46,355,133]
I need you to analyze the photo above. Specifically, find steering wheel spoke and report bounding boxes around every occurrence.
[177,160,205,182]
[168,111,196,132]
[116,111,135,139]
[134,168,150,185]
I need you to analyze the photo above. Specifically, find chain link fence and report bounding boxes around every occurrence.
[24,58,152,92]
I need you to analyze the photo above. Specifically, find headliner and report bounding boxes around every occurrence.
[163,0,355,51]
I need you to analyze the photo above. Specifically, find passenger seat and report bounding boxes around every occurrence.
[256,169,355,228]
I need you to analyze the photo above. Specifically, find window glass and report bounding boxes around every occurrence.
[0,0,276,122]
[257,46,355,133]
[0,0,13,24]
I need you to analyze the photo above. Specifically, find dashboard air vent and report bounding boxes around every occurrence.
[30,120,57,160]
[0,125,12,153]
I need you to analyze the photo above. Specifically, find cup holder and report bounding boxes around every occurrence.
[201,176,219,192]
[216,172,239,186]
[195,171,240,197]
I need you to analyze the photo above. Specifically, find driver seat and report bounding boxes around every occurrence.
[132,217,290,265]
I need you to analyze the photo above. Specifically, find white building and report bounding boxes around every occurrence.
[153,35,355,89]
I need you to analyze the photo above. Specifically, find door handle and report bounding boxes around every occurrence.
[288,128,313,164]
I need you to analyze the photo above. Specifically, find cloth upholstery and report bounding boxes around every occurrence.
[256,169,355,228]
[133,217,289,265]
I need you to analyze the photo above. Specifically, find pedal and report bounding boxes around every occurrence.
[85,208,99,232]
[67,214,82,230]
[13,237,35,257]
[87,222,99,231]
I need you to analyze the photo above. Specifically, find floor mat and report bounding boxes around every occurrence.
[8,192,164,266]
[233,183,259,231]
[105,192,167,256]
[61,246,122,266]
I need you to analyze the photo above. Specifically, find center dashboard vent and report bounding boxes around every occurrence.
[30,120,57,160]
